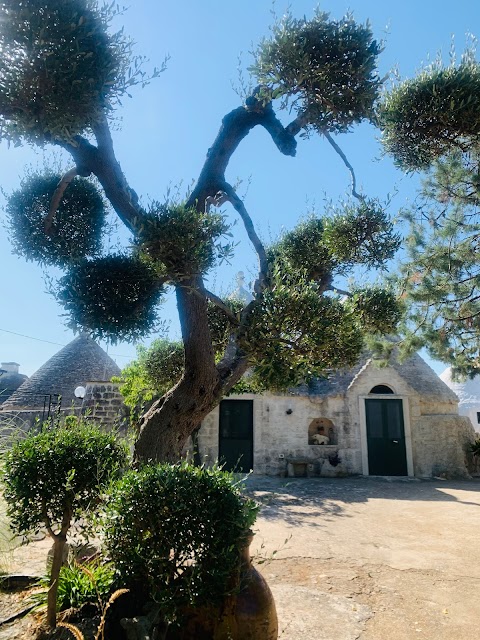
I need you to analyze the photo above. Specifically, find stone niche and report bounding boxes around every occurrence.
[308,417,336,445]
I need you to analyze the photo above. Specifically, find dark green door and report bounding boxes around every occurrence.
[219,400,254,472]
[365,398,408,476]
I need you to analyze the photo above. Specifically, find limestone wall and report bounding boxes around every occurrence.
[411,415,475,478]
[197,393,362,477]
[81,382,124,427]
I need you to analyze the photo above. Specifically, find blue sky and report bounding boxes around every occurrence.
[1,0,479,377]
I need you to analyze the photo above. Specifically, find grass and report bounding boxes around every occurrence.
[0,414,31,575]
[0,492,18,575]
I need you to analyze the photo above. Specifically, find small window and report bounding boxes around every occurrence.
[477,412,480,424]
[369,385,394,394]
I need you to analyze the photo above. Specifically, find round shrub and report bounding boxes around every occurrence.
[0,0,133,142]
[3,421,128,538]
[103,463,259,620]
[378,62,480,170]
[137,203,231,279]
[251,9,382,133]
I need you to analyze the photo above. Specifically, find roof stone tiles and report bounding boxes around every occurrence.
[1,333,121,410]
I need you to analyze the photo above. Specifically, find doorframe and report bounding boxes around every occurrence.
[359,394,414,477]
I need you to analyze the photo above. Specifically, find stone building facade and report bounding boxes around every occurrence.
[81,381,125,426]
[198,353,475,478]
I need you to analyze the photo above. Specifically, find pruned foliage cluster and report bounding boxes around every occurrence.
[137,204,233,280]
[0,0,140,142]
[378,60,480,171]
[55,254,164,343]
[251,9,383,133]
[349,286,403,335]
[322,199,401,268]
[241,276,365,389]
[269,200,400,287]
[3,421,127,538]
[6,171,106,267]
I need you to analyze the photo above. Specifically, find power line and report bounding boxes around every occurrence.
[0,327,132,359]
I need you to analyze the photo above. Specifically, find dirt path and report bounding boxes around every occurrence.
[247,476,480,640]
[2,476,480,639]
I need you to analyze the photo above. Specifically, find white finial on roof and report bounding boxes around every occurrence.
[234,271,254,303]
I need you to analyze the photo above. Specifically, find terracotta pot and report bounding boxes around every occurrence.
[233,530,278,639]
[170,531,278,639]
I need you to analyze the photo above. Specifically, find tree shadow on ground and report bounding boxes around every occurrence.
[243,476,480,527]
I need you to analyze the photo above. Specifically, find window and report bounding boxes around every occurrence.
[369,385,394,394]
[477,412,480,424]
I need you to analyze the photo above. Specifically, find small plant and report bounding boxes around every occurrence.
[58,560,115,612]
[471,438,480,457]
[103,462,259,624]
[31,558,115,612]
[3,421,128,630]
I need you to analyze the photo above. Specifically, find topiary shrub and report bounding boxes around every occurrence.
[2,421,128,630]
[103,462,259,624]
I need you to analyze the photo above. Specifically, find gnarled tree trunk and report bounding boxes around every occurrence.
[134,276,248,463]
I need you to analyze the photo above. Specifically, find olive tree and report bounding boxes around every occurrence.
[2,3,404,462]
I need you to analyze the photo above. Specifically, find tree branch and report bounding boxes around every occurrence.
[44,168,79,233]
[186,98,297,210]
[286,112,310,136]
[323,130,365,202]
[59,133,143,233]
[203,289,240,325]
[327,285,352,297]
[223,183,269,294]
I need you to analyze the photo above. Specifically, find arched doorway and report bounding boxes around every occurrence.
[365,386,408,476]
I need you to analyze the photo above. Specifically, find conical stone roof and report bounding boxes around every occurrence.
[0,364,28,405]
[1,334,121,410]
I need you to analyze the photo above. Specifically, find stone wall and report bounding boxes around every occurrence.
[81,382,124,427]
[197,393,362,477]
[411,415,475,478]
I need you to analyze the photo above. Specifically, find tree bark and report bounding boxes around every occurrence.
[46,534,67,629]
[134,277,249,463]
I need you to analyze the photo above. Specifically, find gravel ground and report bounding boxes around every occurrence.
[246,476,480,640]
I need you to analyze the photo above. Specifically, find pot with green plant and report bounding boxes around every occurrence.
[2,420,128,631]
[103,462,278,639]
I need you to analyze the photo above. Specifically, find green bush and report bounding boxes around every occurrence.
[57,560,115,612]
[2,421,128,629]
[32,559,116,613]
[103,463,259,621]
[3,422,128,538]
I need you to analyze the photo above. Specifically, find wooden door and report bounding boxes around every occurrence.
[365,398,408,476]
[218,400,254,472]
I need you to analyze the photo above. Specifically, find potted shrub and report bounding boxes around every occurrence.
[103,462,277,639]
[2,420,128,630]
